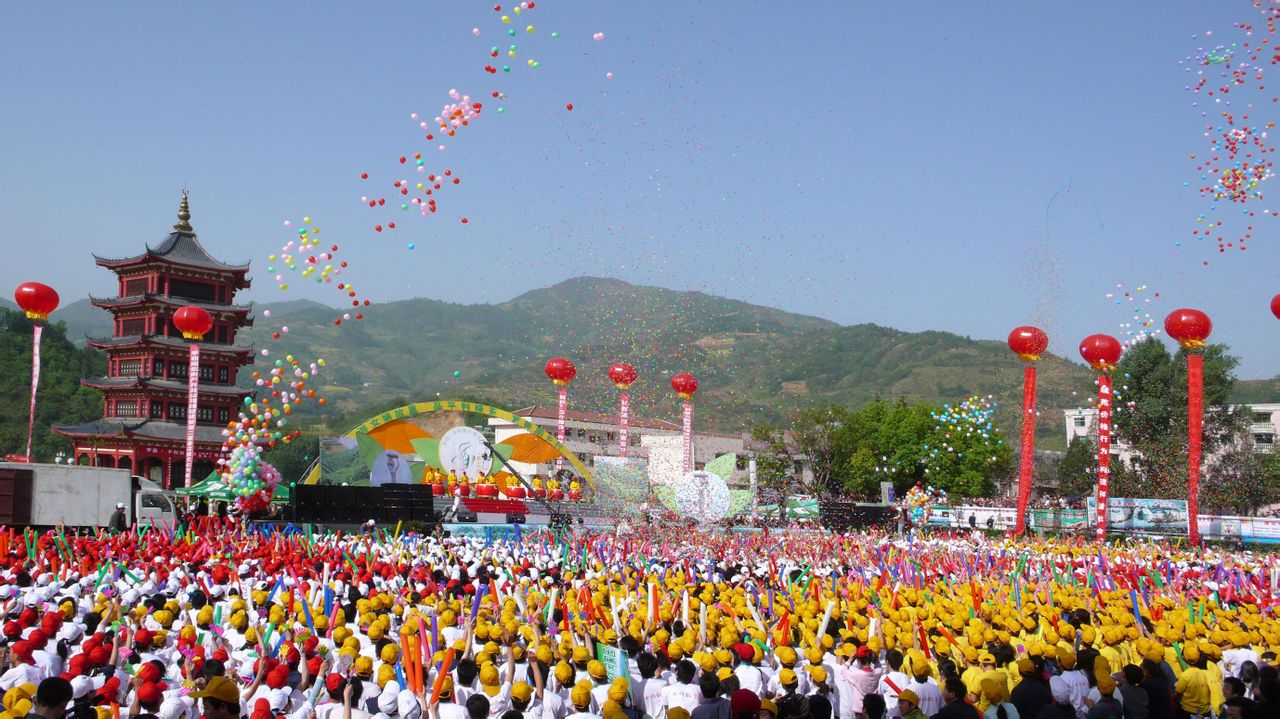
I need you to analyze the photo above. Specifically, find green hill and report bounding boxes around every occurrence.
[32,277,1280,457]
[0,308,107,460]
[232,277,1097,449]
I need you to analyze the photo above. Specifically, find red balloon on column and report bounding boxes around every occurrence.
[14,282,60,462]
[544,357,577,386]
[1008,326,1047,536]
[1165,308,1212,546]
[608,362,638,458]
[545,357,576,475]
[173,305,212,490]
[671,373,699,399]
[173,305,213,340]
[14,282,60,321]
[1079,334,1122,543]
[671,373,699,473]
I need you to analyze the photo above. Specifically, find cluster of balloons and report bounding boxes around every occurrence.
[271,218,370,326]
[342,1,614,245]
[901,483,947,524]
[924,395,1005,467]
[219,355,326,511]
[1179,16,1280,261]
[219,444,280,512]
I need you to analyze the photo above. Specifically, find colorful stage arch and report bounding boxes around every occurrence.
[301,400,594,488]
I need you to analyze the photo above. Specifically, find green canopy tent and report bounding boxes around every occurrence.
[176,472,291,503]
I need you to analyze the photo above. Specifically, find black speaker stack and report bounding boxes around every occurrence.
[293,484,439,526]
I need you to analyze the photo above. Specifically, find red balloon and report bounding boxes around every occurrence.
[1078,334,1122,372]
[173,305,214,340]
[608,362,638,390]
[1164,308,1212,349]
[544,357,577,386]
[13,282,59,321]
[1007,326,1048,362]
[671,372,699,399]
[1271,294,1280,320]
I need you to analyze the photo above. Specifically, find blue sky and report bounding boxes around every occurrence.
[3,2,1279,377]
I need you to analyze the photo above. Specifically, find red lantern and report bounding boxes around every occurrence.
[173,305,214,341]
[608,362,638,390]
[1007,326,1048,362]
[671,373,699,400]
[14,282,59,321]
[1078,334,1122,372]
[1271,294,1280,320]
[544,357,576,386]
[1164,308,1212,349]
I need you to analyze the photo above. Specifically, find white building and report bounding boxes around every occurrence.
[1063,402,1280,462]
[488,406,749,486]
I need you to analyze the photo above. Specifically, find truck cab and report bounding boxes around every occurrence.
[132,476,176,526]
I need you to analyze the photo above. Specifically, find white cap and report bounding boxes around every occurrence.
[116,503,126,509]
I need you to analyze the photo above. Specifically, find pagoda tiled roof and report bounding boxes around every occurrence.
[52,419,229,445]
[82,376,254,397]
[94,230,250,273]
[89,294,253,314]
[85,334,254,355]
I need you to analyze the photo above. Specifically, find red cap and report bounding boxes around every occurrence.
[87,646,111,666]
[2,621,20,639]
[213,649,229,663]
[266,666,289,690]
[325,674,344,693]
[27,629,47,648]
[134,629,154,646]
[733,643,754,662]
[11,641,34,663]
[137,683,164,707]
[856,645,874,661]
[137,663,162,684]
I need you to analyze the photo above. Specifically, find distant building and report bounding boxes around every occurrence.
[52,194,254,487]
[1063,402,1280,464]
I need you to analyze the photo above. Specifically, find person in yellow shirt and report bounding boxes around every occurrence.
[1174,644,1212,718]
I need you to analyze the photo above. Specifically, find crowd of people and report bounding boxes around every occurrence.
[0,523,1275,719]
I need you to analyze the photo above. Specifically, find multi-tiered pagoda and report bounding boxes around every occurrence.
[53,194,254,487]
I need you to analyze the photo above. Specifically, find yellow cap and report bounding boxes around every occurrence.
[779,669,798,687]
[589,660,608,681]
[511,682,533,704]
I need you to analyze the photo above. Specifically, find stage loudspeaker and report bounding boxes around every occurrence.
[455,507,477,523]
[506,513,526,524]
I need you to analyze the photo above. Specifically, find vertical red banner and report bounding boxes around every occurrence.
[1095,374,1112,541]
[26,325,43,462]
[1015,364,1037,535]
[619,392,630,458]
[1187,353,1204,545]
[682,400,694,474]
[184,344,200,490]
[555,387,568,473]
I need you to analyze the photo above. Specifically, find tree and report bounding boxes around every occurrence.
[785,405,855,494]
[748,424,801,520]
[1109,338,1247,500]
[1113,338,1243,451]
[1056,436,1097,497]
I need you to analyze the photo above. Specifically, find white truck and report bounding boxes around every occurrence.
[0,462,176,528]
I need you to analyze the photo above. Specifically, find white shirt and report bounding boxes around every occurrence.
[1059,670,1089,719]
[437,701,468,719]
[663,682,703,714]
[0,663,41,691]
[638,676,669,719]
[906,678,943,717]
[877,670,911,718]
[734,665,766,696]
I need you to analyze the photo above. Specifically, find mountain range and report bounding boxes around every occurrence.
[19,277,1280,451]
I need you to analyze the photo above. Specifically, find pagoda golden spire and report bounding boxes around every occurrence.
[173,190,192,232]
